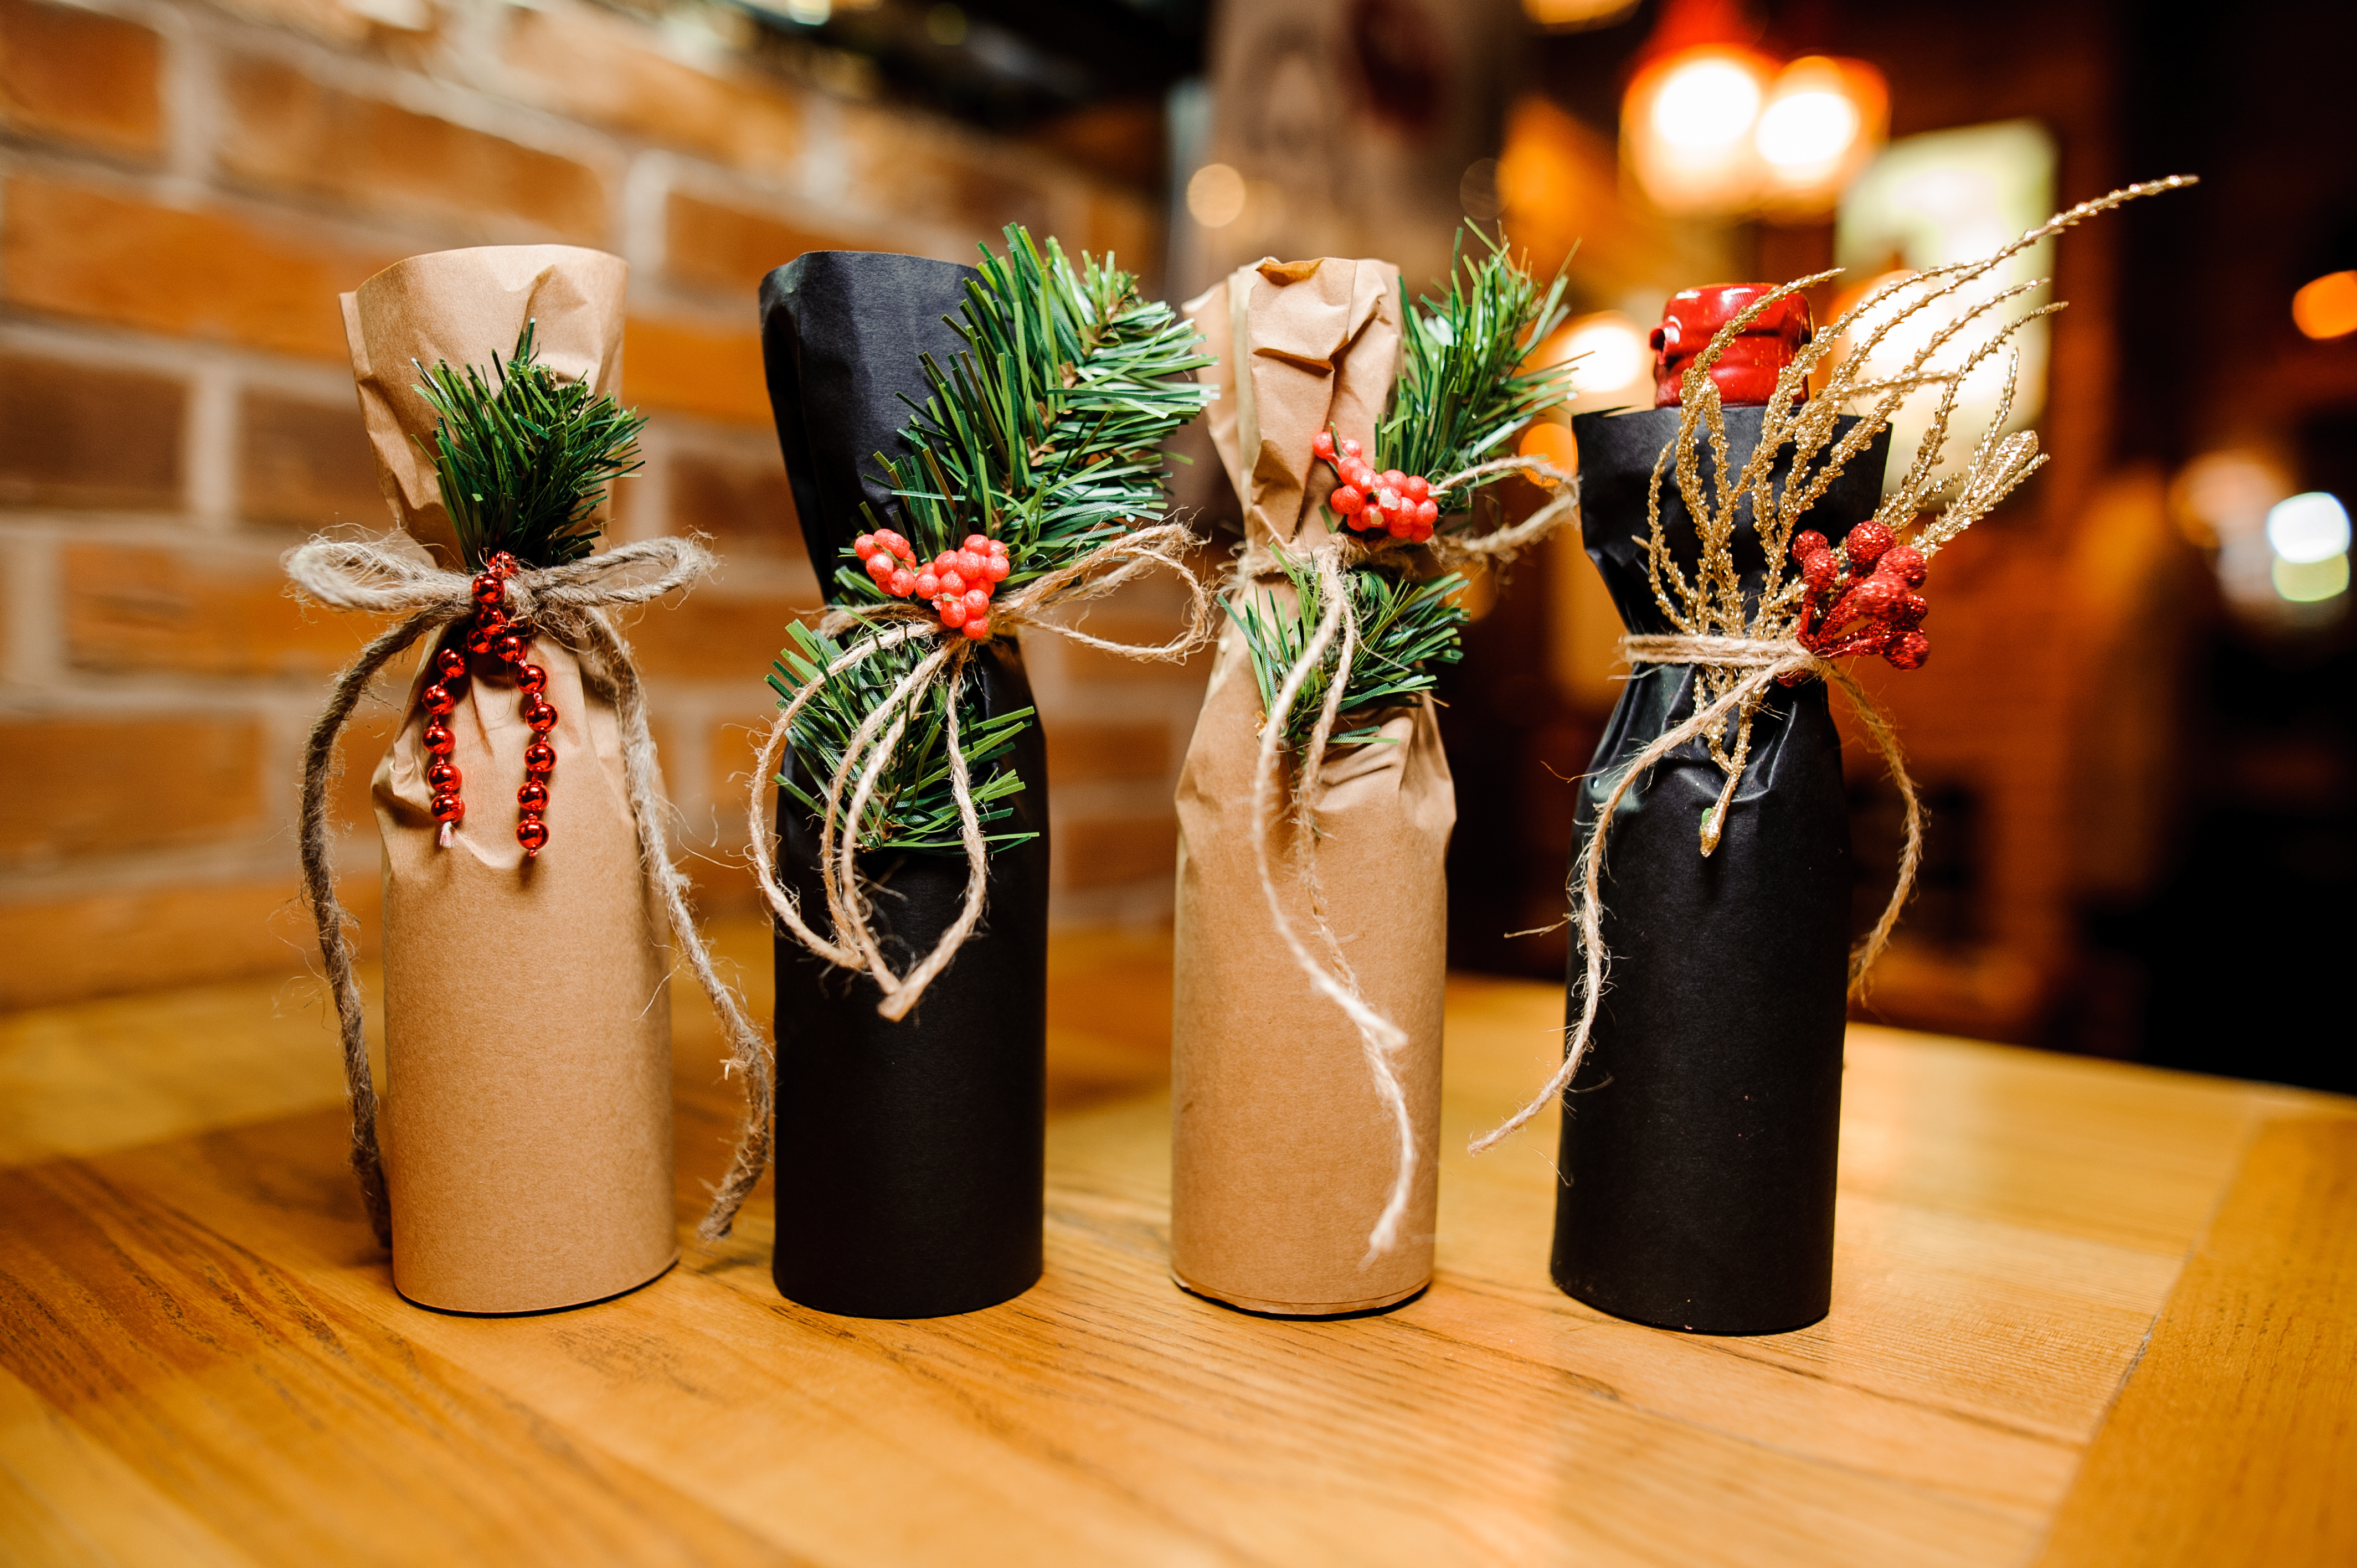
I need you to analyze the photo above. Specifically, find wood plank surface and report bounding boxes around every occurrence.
[1,919,2349,1566]
[2035,1116,2357,1567]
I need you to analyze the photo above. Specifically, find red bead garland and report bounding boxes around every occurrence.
[855,528,1012,641]
[423,550,560,857]
[1310,429,1440,543]
[1792,523,1932,671]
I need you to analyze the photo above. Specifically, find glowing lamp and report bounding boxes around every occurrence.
[1623,45,1776,215]
[1754,56,1887,215]
[2292,271,2357,341]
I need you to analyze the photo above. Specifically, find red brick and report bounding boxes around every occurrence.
[501,5,801,172]
[839,102,1051,241]
[666,445,808,560]
[1044,720,1169,785]
[0,874,382,1008]
[665,192,862,297]
[218,55,608,244]
[0,716,266,863]
[1053,813,1177,890]
[3,177,392,359]
[0,351,183,510]
[0,0,161,159]
[623,316,768,424]
[238,388,386,528]
[619,584,811,682]
[63,543,393,677]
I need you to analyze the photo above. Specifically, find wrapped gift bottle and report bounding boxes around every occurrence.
[1552,285,1891,1334]
[758,251,1049,1319]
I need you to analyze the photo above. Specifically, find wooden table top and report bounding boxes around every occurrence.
[3,919,2351,1567]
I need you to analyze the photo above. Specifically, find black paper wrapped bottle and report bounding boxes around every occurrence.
[1552,286,1890,1335]
[759,251,1049,1319]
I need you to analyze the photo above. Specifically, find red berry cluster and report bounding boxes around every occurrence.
[857,529,1013,641]
[424,551,559,856]
[1792,521,1932,670]
[1311,430,1441,543]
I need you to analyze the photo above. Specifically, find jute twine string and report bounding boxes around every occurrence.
[1236,451,1582,1260]
[1466,632,1922,1156]
[285,535,773,1245]
[748,520,1215,1026]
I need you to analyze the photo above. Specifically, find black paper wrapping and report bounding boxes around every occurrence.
[1552,405,1890,1335]
[760,250,1049,1319]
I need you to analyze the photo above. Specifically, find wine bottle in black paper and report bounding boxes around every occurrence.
[1553,288,1891,1336]
[759,251,1049,1319]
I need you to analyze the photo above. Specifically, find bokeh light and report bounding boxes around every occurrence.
[1186,163,1245,229]
[2265,491,2353,564]
[2291,270,2357,341]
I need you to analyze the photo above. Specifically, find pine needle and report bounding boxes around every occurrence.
[1229,556,1468,752]
[412,320,645,571]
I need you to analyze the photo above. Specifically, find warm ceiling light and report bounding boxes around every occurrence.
[2292,271,2357,341]
[1623,46,1775,215]
[1521,0,1640,28]
[1755,56,1886,215]
[1561,312,1653,398]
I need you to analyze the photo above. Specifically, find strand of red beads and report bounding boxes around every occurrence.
[424,550,560,856]
[855,528,1012,640]
[1791,521,1931,672]
[1311,430,1440,543]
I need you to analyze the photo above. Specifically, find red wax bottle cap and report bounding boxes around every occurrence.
[1651,284,1814,409]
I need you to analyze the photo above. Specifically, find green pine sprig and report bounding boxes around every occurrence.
[830,224,1216,602]
[413,320,646,571]
[1377,228,1574,519]
[768,622,1036,854]
[1228,554,1469,752]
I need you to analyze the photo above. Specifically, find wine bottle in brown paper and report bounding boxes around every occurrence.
[1553,385,1890,1334]
[343,246,677,1314]
[758,251,1050,1319]
[1169,258,1453,1316]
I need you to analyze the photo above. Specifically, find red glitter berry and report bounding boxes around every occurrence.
[1843,520,1893,566]
[1880,544,1927,586]
[1886,629,1931,669]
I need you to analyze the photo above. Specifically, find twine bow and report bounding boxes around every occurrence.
[1239,451,1582,1261]
[749,520,1216,1027]
[1468,632,1922,1156]
[286,534,773,1245]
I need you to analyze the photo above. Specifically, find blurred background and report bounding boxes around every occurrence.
[1,0,2349,1091]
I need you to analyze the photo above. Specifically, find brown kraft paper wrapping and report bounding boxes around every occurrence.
[1170,259,1455,1314]
[346,247,676,1314]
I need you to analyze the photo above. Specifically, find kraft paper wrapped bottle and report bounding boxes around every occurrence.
[758,251,1050,1319]
[1169,257,1453,1316]
[1551,287,1891,1333]
[342,246,676,1314]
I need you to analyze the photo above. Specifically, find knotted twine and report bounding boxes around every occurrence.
[747,519,1216,1028]
[1243,452,1581,1260]
[1467,631,1922,1155]
[286,535,773,1246]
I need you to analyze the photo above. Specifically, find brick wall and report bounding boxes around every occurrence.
[0,0,1196,1008]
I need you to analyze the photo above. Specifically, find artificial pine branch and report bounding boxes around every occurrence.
[780,224,1208,857]
[1378,228,1576,518]
[768,622,1037,854]
[831,224,1216,602]
[413,320,646,570]
[1229,555,1468,752]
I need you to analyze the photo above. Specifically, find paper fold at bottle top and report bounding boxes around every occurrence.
[342,244,629,569]
[1183,257,1402,554]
